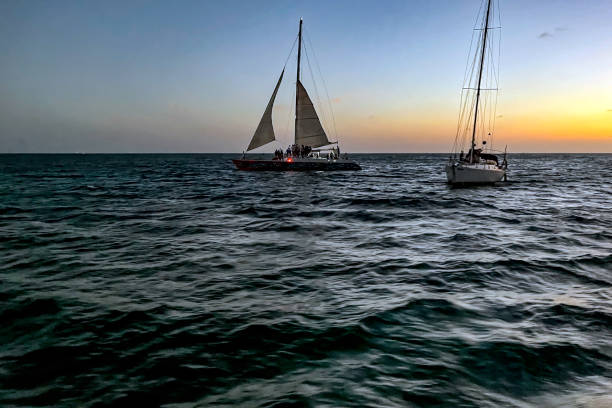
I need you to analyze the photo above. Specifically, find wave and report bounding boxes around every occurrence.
[1,153,611,407]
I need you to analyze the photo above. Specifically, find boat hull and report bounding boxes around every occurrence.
[445,162,505,185]
[232,158,361,171]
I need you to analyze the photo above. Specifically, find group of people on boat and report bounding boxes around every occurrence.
[459,147,506,168]
[289,144,313,158]
[271,144,342,161]
[273,145,309,160]
[460,148,483,164]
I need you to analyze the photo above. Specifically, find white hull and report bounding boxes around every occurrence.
[445,162,505,184]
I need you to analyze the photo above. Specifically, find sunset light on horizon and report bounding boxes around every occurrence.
[1,0,611,153]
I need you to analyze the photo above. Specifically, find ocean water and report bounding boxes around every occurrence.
[0,153,611,407]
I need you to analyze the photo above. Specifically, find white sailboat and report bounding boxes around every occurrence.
[233,19,360,171]
[446,0,508,185]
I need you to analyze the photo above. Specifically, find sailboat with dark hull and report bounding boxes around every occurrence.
[232,19,360,171]
[445,0,508,185]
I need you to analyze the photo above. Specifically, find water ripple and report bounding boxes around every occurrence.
[0,153,611,407]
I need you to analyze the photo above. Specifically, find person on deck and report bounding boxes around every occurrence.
[465,148,481,164]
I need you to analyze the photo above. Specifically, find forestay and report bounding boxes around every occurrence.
[247,69,284,151]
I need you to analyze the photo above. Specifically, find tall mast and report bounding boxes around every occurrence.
[294,18,303,144]
[470,0,492,162]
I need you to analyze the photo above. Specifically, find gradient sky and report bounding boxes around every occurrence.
[1,0,611,153]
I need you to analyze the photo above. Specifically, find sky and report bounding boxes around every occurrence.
[1,0,611,153]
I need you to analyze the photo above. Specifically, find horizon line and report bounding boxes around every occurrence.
[1,152,611,155]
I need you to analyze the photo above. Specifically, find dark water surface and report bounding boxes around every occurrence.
[1,153,611,407]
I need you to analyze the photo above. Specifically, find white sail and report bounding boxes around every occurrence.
[295,80,331,148]
[247,69,284,151]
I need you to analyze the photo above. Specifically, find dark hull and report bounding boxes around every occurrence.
[232,159,361,171]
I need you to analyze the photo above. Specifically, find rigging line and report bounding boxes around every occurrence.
[283,82,296,146]
[489,28,500,86]
[454,87,467,147]
[302,37,330,138]
[283,34,299,69]
[455,28,480,145]
[460,45,480,140]
[492,93,499,149]
[472,0,486,39]
[491,0,502,148]
[467,31,480,87]
[262,35,297,150]
[478,88,485,141]
[463,98,474,151]
[457,90,475,153]
[454,0,484,151]
[456,0,489,155]
[458,70,476,135]
[304,39,331,142]
[304,29,339,142]
[461,33,476,89]
[458,90,472,142]
[461,15,480,91]
[481,84,489,144]
[280,34,298,148]
[486,27,499,88]
[455,89,470,151]
[481,0,494,148]
[454,94,465,151]
[488,46,496,137]
[484,33,492,137]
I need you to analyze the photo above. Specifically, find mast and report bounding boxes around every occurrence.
[294,18,303,144]
[470,0,492,162]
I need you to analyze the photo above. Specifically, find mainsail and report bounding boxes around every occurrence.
[247,69,284,151]
[295,80,330,148]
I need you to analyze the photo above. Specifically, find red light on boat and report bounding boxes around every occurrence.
[287,157,293,162]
